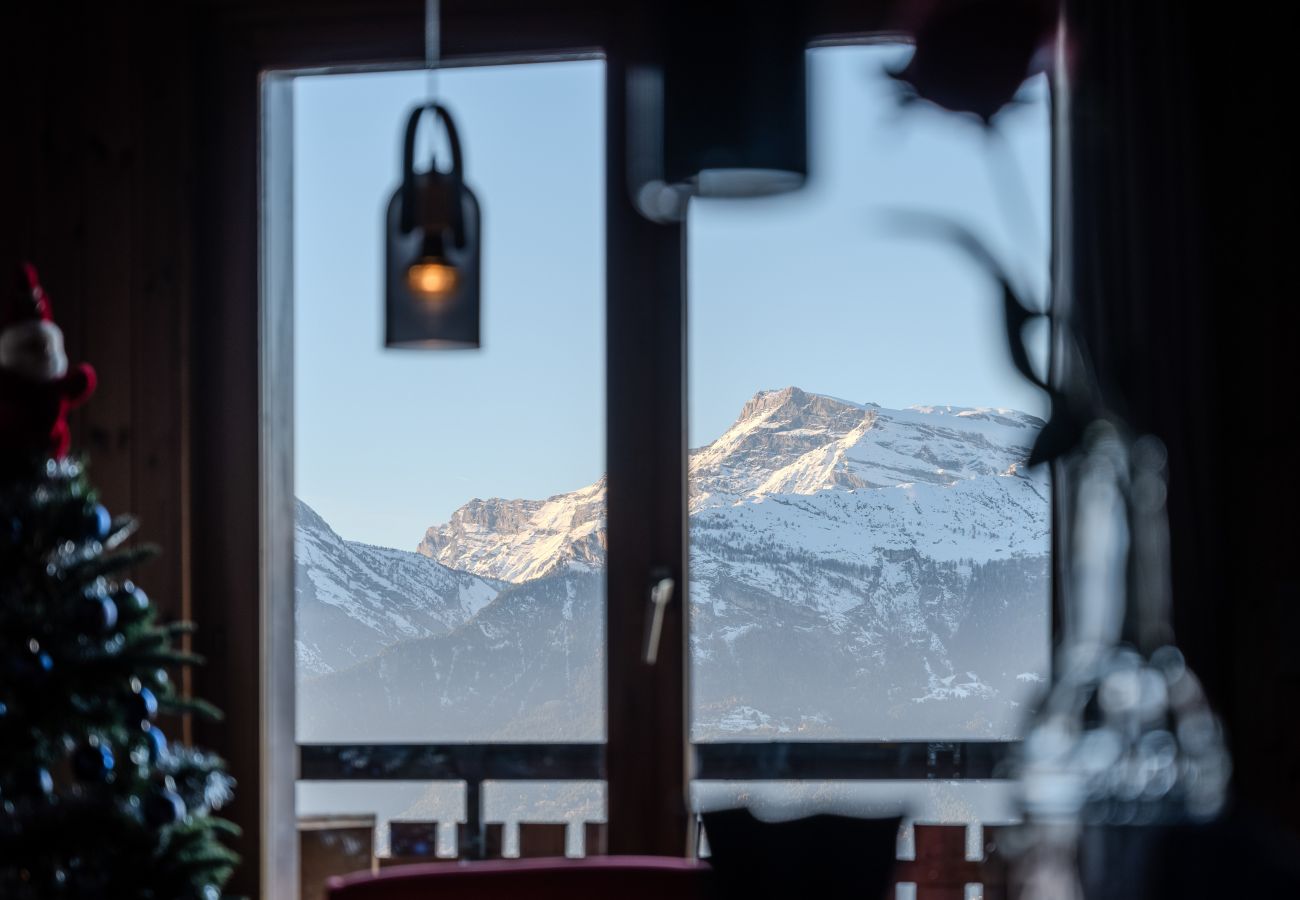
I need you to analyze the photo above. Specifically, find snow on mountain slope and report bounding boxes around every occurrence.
[302,387,1051,742]
[419,387,1047,582]
[416,479,605,584]
[299,570,604,742]
[295,500,501,677]
[690,389,1038,505]
[685,389,1050,737]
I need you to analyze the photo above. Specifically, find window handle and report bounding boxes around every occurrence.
[643,575,676,665]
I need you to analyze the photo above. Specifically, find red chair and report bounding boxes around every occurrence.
[326,856,714,900]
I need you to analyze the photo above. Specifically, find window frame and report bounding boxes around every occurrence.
[193,3,1060,896]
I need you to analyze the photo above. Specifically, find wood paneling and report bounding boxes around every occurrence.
[1,0,195,714]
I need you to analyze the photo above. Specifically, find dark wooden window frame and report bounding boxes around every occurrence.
[193,3,1056,896]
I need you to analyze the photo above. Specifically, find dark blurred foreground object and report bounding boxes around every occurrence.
[1079,814,1300,899]
[326,856,713,900]
[701,808,900,898]
[628,0,809,222]
[891,0,1057,123]
[0,264,239,898]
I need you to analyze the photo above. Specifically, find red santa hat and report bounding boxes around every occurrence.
[5,262,54,332]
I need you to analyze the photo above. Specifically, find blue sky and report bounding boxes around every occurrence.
[293,46,1050,551]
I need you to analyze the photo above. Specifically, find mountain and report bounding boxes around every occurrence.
[416,478,606,584]
[295,500,500,677]
[298,387,1051,742]
[300,571,604,741]
[419,387,1047,581]
[684,389,1050,736]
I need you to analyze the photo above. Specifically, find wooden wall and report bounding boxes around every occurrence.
[2,1,196,693]
[0,0,246,880]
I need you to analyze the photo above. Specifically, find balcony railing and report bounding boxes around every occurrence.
[298,740,1017,866]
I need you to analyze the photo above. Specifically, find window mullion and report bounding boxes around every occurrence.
[603,54,692,857]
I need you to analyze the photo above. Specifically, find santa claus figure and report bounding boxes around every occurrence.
[0,263,96,461]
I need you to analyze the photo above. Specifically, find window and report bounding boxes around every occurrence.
[260,24,1055,898]
[289,58,607,852]
[687,43,1052,743]
[684,42,1052,873]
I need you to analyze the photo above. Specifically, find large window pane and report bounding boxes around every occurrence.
[292,59,606,744]
[687,44,1052,741]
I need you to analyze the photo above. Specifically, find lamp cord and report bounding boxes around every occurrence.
[424,0,441,169]
[425,0,440,88]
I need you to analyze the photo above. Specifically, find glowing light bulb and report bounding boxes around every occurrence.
[406,258,459,306]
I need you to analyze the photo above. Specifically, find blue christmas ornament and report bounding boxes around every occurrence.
[78,594,119,634]
[114,581,150,619]
[34,767,54,797]
[144,788,187,827]
[145,726,169,763]
[129,686,159,725]
[11,645,54,683]
[88,503,112,540]
[73,741,115,783]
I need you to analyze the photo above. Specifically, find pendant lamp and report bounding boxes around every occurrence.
[628,0,809,222]
[384,0,482,348]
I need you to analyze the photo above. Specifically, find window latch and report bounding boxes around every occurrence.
[643,574,676,665]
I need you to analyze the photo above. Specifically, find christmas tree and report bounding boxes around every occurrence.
[0,264,238,898]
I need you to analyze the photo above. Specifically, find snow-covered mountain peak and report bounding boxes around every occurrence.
[689,388,1043,510]
[734,386,874,430]
[413,388,1045,585]
[416,477,606,584]
[689,389,877,509]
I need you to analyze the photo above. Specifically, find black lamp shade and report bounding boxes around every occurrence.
[386,103,482,349]
[630,0,809,221]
